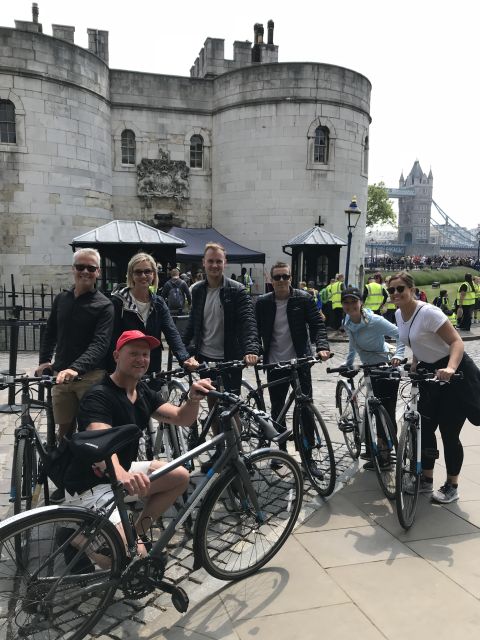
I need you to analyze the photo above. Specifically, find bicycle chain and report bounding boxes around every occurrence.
[121,556,166,600]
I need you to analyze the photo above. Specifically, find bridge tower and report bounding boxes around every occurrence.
[397,160,433,249]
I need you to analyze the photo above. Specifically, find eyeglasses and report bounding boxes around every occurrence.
[74,264,98,273]
[133,269,154,276]
[387,285,406,294]
[272,274,291,281]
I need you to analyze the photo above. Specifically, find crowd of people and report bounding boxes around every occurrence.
[35,244,480,557]
[367,254,480,272]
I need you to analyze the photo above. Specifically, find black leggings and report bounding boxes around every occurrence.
[418,360,467,476]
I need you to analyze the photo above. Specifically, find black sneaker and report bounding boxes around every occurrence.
[306,460,324,480]
[270,459,284,471]
[55,527,94,574]
[50,487,65,503]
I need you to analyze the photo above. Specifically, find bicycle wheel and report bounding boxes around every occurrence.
[194,449,303,580]
[239,381,264,453]
[0,506,126,640]
[335,380,361,459]
[395,420,419,530]
[12,436,37,515]
[369,404,397,500]
[294,404,336,497]
[167,379,193,456]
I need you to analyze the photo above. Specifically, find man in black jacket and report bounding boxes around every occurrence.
[256,261,330,475]
[183,242,259,471]
[37,248,114,500]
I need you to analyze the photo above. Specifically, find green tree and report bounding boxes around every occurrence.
[366,182,396,228]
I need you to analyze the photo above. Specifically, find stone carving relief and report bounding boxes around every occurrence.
[137,150,190,207]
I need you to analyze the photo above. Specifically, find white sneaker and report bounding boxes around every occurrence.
[431,482,459,504]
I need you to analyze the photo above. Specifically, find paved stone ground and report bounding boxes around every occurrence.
[1,330,480,638]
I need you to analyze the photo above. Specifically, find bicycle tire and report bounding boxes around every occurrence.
[395,420,419,530]
[294,403,336,497]
[0,505,126,640]
[369,404,397,500]
[335,380,361,459]
[194,449,303,580]
[13,436,37,515]
[239,381,264,452]
[167,379,192,457]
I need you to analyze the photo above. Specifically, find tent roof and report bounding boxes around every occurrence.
[169,227,265,263]
[283,226,347,248]
[72,220,186,246]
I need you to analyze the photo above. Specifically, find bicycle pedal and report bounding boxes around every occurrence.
[157,580,189,613]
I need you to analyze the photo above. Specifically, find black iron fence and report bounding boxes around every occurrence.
[0,276,57,352]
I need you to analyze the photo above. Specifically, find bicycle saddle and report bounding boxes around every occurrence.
[69,424,142,463]
[340,370,359,379]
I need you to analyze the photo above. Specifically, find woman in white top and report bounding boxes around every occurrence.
[389,271,466,503]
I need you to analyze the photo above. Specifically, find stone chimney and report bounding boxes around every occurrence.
[52,24,75,44]
[87,29,109,64]
[267,20,274,45]
[15,2,42,33]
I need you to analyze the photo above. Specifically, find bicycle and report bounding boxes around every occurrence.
[327,362,401,500]
[243,356,336,497]
[0,389,303,639]
[0,373,58,515]
[395,367,462,530]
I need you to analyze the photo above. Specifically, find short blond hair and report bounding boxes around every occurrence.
[72,248,100,267]
[204,242,226,258]
[126,253,158,289]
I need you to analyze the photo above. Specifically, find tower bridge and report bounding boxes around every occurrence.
[374,160,478,254]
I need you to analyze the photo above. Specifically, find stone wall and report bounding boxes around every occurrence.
[0,27,112,286]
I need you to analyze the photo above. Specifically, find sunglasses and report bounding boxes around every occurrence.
[387,285,406,294]
[74,264,98,273]
[272,274,291,281]
[133,269,154,276]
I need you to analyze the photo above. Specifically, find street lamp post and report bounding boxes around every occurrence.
[477,230,480,263]
[344,196,362,287]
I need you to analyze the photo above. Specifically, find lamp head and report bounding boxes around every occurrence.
[345,196,362,230]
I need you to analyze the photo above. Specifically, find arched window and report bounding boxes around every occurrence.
[0,100,16,144]
[363,135,369,174]
[314,126,329,163]
[121,129,136,165]
[190,134,203,168]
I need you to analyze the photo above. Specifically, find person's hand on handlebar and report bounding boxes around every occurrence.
[244,354,259,366]
[183,356,199,371]
[317,350,331,361]
[436,366,456,382]
[56,368,79,384]
[391,358,402,367]
[187,378,215,402]
[35,362,53,377]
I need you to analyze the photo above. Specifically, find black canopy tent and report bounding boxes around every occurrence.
[71,220,185,292]
[169,227,265,264]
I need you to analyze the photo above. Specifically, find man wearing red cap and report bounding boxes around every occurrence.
[63,330,214,552]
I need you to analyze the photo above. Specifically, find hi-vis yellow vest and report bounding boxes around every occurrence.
[331,281,343,309]
[364,282,383,310]
[458,282,475,306]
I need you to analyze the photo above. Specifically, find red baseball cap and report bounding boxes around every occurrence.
[115,330,160,352]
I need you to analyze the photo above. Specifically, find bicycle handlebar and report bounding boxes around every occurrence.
[258,352,334,372]
[327,358,408,376]
[206,389,283,442]
[0,373,59,389]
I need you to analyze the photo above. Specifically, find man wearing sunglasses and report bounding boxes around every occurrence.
[255,262,331,476]
[37,248,114,502]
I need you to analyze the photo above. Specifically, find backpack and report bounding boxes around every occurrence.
[167,281,185,310]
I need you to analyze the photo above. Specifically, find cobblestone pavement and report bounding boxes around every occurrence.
[1,334,480,638]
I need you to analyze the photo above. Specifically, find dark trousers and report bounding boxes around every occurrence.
[418,359,467,476]
[332,307,343,330]
[267,365,314,450]
[458,305,473,331]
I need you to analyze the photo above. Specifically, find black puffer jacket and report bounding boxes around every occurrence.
[110,287,190,373]
[183,276,259,359]
[255,288,329,363]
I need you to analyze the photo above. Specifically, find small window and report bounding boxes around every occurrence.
[0,100,16,144]
[190,134,203,168]
[121,129,136,165]
[313,126,329,163]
